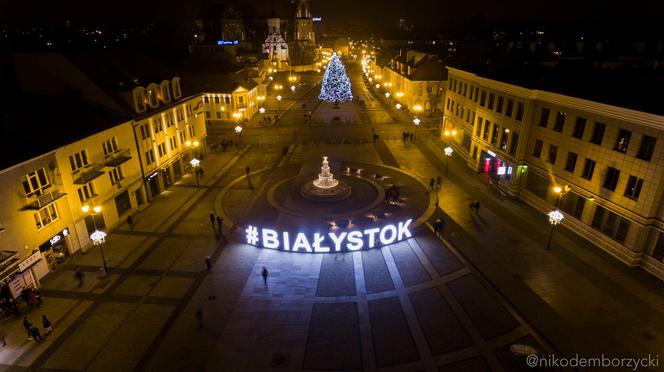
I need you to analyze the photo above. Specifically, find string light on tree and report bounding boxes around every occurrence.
[319,53,353,103]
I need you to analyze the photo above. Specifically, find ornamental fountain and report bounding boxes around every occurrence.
[301,156,351,201]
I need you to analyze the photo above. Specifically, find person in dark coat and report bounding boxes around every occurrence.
[42,315,52,335]
[23,317,32,339]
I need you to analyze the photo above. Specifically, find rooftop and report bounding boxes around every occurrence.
[456,63,664,116]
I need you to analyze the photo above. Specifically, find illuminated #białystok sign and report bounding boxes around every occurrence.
[245,219,413,253]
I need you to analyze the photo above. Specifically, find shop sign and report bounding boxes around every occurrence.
[40,228,69,252]
[217,40,239,46]
[497,166,506,175]
[313,17,322,22]
[18,251,42,272]
[244,219,413,253]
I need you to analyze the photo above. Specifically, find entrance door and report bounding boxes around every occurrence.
[115,190,131,217]
[163,168,172,188]
[173,161,182,180]
[148,177,159,198]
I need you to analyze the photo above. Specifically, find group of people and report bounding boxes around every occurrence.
[402,132,415,142]
[386,184,401,204]
[209,212,224,234]
[22,315,52,342]
[429,176,443,190]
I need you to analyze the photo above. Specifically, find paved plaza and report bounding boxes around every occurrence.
[1,63,663,372]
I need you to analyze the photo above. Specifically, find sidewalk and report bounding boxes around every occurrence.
[383,137,664,359]
[0,149,241,367]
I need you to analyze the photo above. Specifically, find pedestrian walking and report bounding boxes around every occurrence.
[42,315,52,336]
[74,270,84,288]
[29,326,42,342]
[475,201,481,216]
[209,211,215,228]
[204,256,212,272]
[436,176,442,189]
[126,215,134,230]
[434,218,444,237]
[23,317,32,339]
[430,178,435,190]
[216,216,223,234]
[261,266,269,286]
[245,166,251,175]
[195,308,203,329]
[410,132,414,141]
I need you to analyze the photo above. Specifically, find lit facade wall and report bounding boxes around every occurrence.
[55,121,143,250]
[381,63,446,115]
[202,84,266,124]
[445,67,664,279]
[133,95,207,200]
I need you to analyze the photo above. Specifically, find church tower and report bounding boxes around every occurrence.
[295,0,315,45]
[262,1,289,69]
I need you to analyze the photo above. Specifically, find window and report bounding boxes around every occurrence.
[613,129,631,153]
[22,168,50,196]
[179,131,185,144]
[165,113,174,127]
[214,96,220,104]
[505,99,514,117]
[77,182,96,204]
[515,102,524,121]
[603,167,620,191]
[473,87,479,101]
[590,122,605,145]
[547,145,558,164]
[145,149,155,165]
[533,139,543,158]
[496,96,504,113]
[177,108,184,121]
[553,111,566,132]
[109,167,124,185]
[581,158,596,180]
[487,93,495,110]
[206,112,211,119]
[564,152,578,173]
[500,129,509,150]
[34,204,58,229]
[572,117,586,139]
[157,143,167,158]
[509,132,519,155]
[153,118,163,133]
[102,137,118,156]
[204,96,209,104]
[624,176,643,200]
[216,112,221,119]
[169,137,178,150]
[189,125,196,137]
[591,205,630,243]
[475,117,483,136]
[491,123,499,145]
[636,135,656,161]
[560,192,585,219]
[224,96,231,104]
[482,120,490,141]
[140,124,150,140]
[539,108,550,127]
[480,91,486,106]
[69,150,89,173]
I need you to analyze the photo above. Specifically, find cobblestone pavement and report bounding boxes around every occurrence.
[1,62,662,372]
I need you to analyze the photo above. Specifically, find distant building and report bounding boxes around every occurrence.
[262,11,290,69]
[444,66,664,279]
[294,0,315,45]
[380,50,447,115]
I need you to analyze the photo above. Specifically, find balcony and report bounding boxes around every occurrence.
[104,149,132,168]
[73,165,105,185]
[21,189,67,210]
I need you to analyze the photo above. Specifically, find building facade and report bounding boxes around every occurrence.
[262,16,290,69]
[380,50,447,115]
[444,67,664,279]
[202,82,266,125]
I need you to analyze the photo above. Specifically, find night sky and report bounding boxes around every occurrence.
[2,0,663,34]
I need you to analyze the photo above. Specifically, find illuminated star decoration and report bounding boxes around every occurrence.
[318,53,353,102]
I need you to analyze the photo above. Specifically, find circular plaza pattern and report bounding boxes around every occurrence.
[217,160,436,234]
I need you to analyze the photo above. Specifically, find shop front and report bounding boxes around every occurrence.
[478,149,515,183]
[39,228,72,272]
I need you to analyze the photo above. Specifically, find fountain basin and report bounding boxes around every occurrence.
[301,179,352,201]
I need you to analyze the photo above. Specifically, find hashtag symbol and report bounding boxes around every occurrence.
[245,225,259,245]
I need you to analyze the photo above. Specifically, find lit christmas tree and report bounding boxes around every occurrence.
[318,53,353,103]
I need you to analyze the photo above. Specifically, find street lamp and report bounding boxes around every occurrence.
[82,204,108,274]
[385,92,391,99]
[235,125,243,148]
[444,146,453,176]
[375,83,380,89]
[413,117,421,139]
[276,95,282,112]
[290,85,296,92]
[190,158,200,187]
[553,185,571,207]
[395,103,402,110]
[545,210,564,250]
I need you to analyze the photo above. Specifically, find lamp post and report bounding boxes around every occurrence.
[395,103,402,110]
[553,185,571,207]
[190,158,200,187]
[413,117,421,139]
[259,106,266,125]
[235,125,243,148]
[545,210,564,250]
[276,95,282,113]
[82,204,108,274]
[444,146,453,176]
